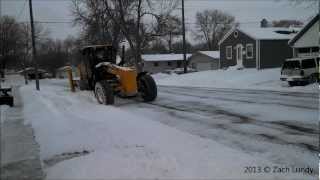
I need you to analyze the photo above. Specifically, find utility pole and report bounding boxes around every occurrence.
[181,0,187,73]
[23,23,29,85]
[136,0,143,72]
[0,0,2,82]
[28,0,40,90]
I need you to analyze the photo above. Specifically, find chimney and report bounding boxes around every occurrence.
[260,19,268,28]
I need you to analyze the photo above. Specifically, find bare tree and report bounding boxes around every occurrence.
[72,0,123,47]
[72,0,178,70]
[0,16,25,76]
[195,9,236,50]
[157,15,182,52]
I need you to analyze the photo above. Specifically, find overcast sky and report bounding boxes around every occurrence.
[1,0,317,40]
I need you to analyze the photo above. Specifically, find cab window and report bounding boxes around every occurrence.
[283,61,300,69]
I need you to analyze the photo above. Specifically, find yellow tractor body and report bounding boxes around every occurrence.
[75,45,157,105]
[98,63,138,96]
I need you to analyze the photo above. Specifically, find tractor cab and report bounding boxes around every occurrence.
[81,45,117,66]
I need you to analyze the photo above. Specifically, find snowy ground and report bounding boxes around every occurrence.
[0,77,43,179]
[1,74,317,179]
[153,68,319,93]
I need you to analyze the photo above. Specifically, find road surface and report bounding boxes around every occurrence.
[5,77,317,178]
[121,85,318,173]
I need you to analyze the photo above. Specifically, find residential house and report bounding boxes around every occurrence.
[219,22,299,69]
[142,54,192,73]
[188,51,220,71]
[288,14,319,58]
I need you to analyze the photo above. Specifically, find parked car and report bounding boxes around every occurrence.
[280,56,319,86]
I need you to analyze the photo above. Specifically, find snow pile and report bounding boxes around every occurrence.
[156,68,318,93]
[18,79,300,179]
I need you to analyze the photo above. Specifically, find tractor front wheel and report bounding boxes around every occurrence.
[138,74,157,102]
[94,81,114,105]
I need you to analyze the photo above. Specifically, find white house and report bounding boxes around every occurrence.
[188,51,220,71]
[288,14,319,58]
[142,54,192,73]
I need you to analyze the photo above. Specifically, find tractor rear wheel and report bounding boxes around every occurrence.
[94,81,114,105]
[138,74,157,102]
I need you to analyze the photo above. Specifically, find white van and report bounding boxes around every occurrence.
[280,56,319,86]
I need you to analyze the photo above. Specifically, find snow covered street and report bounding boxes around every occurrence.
[14,76,318,179]
[123,86,318,169]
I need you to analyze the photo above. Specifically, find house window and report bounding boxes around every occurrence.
[298,47,319,56]
[226,46,232,60]
[234,31,238,38]
[298,48,310,53]
[154,62,159,67]
[167,62,172,66]
[246,44,253,59]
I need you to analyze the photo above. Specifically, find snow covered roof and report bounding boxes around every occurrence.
[239,27,300,40]
[142,54,192,62]
[239,27,298,40]
[198,51,220,59]
[219,27,300,44]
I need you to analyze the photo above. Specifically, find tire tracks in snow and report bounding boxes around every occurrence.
[118,87,317,169]
[145,101,318,152]
[159,87,318,110]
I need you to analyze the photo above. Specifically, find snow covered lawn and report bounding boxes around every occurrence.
[17,79,312,179]
[154,68,318,93]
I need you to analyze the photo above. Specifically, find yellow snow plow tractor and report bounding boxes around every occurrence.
[77,45,157,105]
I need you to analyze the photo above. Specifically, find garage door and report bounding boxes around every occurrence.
[197,62,212,71]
